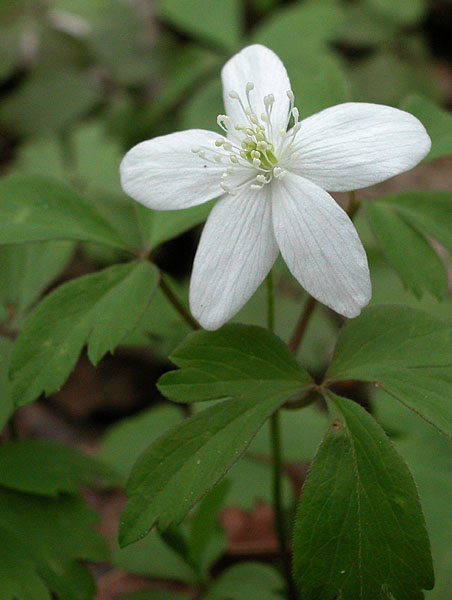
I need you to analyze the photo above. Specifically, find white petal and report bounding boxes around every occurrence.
[222,45,291,143]
[272,173,371,317]
[289,103,431,192]
[190,185,278,330]
[120,129,226,210]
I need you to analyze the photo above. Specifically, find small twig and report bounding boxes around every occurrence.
[159,276,200,331]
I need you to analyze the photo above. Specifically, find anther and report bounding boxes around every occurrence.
[215,139,224,147]
[246,82,254,92]
[287,90,294,102]
[264,94,275,106]
[191,146,201,153]
[229,90,239,99]
[256,174,267,184]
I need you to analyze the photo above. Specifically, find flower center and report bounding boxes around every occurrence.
[192,82,301,196]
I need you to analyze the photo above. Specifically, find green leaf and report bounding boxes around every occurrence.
[205,562,285,600]
[0,241,75,318]
[374,391,452,599]
[120,386,306,545]
[0,527,50,600]
[120,592,188,600]
[134,200,213,251]
[251,0,344,62]
[287,54,350,120]
[364,200,448,299]
[366,0,427,25]
[0,486,107,600]
[10,261,159,407]
[349,51,437,106]
[0,174,127,249]
[328,305,452,437]
[188,479,229,573]
[0,439,116,496]
[367,191,452,256]
[0,337,13,430]
[293,392,433,600]
[159,0,243,52]
[158,324,310,403]
[402,94,452,162]
[0,68,99,136]
[100,404,185,483]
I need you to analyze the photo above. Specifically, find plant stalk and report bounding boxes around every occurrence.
[266,273,298,600]
[159,276,200,330]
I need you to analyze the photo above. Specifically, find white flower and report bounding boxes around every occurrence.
[120,44,431,331]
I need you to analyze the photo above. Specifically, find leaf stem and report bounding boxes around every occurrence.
[159,275,200,331]
[266,272,298,600]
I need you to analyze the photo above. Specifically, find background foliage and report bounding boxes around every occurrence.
[0,0,451,599]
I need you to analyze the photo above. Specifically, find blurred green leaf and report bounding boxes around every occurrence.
[0,175,127,249]
[249,404,328,462]
[121,592,189,600]
[100,404,185,484]
[336,4,397,47]
[366,0,427,25]
[160,0,243,52]
[372,191,452,254]
[0,68,99,136]
[286,54,350,119]
[180,77,223,132]
[0,338,13,430]
[0,241,75,318]
[401,94,452,162]
[205,562,285,600]
[364,200,448,299]
[350,51,437,106]
[293,393,433,600]
[158,324,310,403]
[328,305,452,438]
[374,392,452,599]
[10,261,159,407]
[252,0,344,62]
[113,526,194,582]
[0,486,107,600]
[0,527,51,600]
[134,200,213,252]
[188,480,229,574]
[0,439,116,496]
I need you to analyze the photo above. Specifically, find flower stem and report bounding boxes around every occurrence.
[159,275,200,331]
[266,273,298,600]
[266,269,275,332]
[287,192,362,357]
[270,411,298,600]
[288,295,317,356]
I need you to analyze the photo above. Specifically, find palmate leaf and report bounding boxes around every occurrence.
[10,261,159,407]
[293,393,433,600]
[120,325,310,546]
[0,174,127,249]
[158,324,309,403]
[327,305,452,438]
